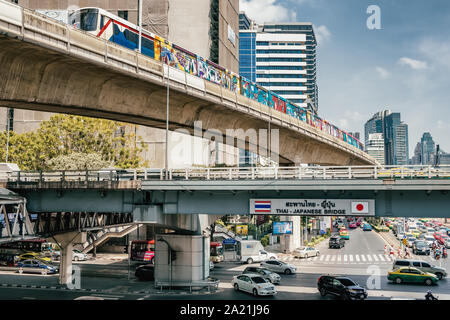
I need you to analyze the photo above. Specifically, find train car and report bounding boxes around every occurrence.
[68,7,365,152]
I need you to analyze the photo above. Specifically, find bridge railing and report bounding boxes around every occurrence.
[3,165,450,183]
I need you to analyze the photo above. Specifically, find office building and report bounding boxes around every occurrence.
[364,110,409,165]
[366,133,385,165]
[239,13,318,113]
[410,142,421,165]
[420,132,435,165]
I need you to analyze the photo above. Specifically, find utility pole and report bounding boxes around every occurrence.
[138,0,142,53]
[165,65,170,179]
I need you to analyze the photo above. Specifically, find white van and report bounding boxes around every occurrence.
[237,240,277,264]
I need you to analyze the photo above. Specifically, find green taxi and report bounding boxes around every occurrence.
[388,267,438,286]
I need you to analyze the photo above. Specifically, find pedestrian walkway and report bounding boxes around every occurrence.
[283,253,397,265]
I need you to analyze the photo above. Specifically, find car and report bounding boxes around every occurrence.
[134,264,154,281]
[18,252,52,263]
[337,224,346,231]
[232,274,277,296]
[260,260,296,275]
[348,222,357,229]
[355,220,362,227]
[53,249,88,261]
[434,232,446,244]
[392,259,447,280]
[406,237,417,248]
[293,246,320,259]
[329,236,345,249]
[362,223,372,231]
[317,275,367,300]
[412,240,430,255]
[339,230,350,240]
[424,235,436,247]
[444,239,450,249]
[242,266,281,284]
[410,230,421,238]
[388,267,438,285]
[17,259,58,275]
[438,234,449,245]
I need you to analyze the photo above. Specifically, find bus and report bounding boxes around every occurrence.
[210,242,224,263]
[130,240,155,263]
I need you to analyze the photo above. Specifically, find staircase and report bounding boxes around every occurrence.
[214,225,242,241]
[80,223,143,254]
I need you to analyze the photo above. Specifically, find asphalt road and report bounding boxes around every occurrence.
[0,222,448,300]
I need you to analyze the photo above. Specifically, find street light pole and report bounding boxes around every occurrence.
[138,0,142,53]
[165,65,170,179]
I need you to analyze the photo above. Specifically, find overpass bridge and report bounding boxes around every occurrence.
[1,165,449,286]
[0,1,376,166]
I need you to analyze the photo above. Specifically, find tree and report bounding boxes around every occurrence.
[0,114,148,170]
[46,152,112,170]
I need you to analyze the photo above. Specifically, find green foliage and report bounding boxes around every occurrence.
[260,235,270,247]
[0,115,148,170]
[46,152,111,171]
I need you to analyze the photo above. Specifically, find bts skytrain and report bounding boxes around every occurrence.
[68,7,364,151]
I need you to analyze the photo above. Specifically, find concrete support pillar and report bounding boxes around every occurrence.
[53,232,86,286]
[279,216,301,253]
[155,234,209,283]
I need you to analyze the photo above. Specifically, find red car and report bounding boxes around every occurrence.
[434,232,446,244]
[356,220,362,227]
[349,222,357,229]
[438,234,449,245]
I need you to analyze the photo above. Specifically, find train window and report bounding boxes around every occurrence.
[100,15,104,30]
[142,38,155,58]
[124,29,138,46]
[70,9,99,32]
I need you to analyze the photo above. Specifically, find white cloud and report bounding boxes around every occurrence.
[314,25,331,45]
[398,57,428,70]
[240,0,297,24]
[419,39,450,69]
[375,66,390,79]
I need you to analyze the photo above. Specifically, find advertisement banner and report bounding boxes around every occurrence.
[251,199,375,216]
[236,225,248,236]
[273,221,293,235]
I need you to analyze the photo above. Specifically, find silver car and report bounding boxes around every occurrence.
[242,266,281,284]
[293,246,320,259]
[232,274,277,296]
[260,259,296,275]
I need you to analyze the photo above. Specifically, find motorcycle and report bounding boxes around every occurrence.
[425,291,438,300]
[443,250,448,258]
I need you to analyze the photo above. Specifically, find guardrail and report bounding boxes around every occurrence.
[155,278,220,292]
[3,165,450,183]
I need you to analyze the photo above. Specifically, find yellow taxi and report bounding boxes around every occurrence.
[411,230,421,238]
[388,267,438,285]
[339,230,350,240]
[18,252,52,263]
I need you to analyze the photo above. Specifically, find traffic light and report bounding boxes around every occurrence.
[170,250,177,262]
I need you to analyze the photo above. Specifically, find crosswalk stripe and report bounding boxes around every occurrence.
[344,255,348,262]
[337,255,342,262]
[355,255,360,262]
[319,255,324,261]
[366,255,373,261]
[361,255,366,262]
[325,255,330,261]
[331,255,336,262]
[373,254,379,261]
[379,254,386,261]
[349,255,354,262]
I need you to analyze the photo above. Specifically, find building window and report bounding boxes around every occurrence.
[118,10,128,21]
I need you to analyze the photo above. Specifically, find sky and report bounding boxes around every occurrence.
[239,0,450,155]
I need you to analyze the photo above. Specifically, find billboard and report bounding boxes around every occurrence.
[251,199,375,216]
[272,221,293,235]
[236,225,248,236]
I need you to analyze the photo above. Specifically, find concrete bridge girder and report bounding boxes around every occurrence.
[0,32,374,166]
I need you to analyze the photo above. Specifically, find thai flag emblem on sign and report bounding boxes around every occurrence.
[351,201,369,214]
[254,201,271,213]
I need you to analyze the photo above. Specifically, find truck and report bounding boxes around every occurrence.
[237,240,277,264]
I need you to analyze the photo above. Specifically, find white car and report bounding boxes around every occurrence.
[424,235,436,247]
[293,246,320,259]
[260,259,296,275]
[232,274,277,296]
[53,249,88,261]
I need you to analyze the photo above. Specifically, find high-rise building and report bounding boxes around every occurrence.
[366,133,385,165]
[410,142,421,165]
[420,132,435,165]
[239,16,318,113]
[364,110,409,165]
[3,0,241,168]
